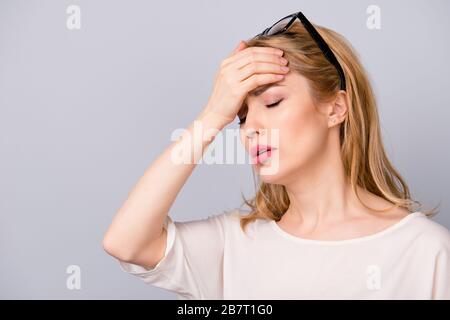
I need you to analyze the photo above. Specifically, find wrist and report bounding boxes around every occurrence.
[196,110,233,130]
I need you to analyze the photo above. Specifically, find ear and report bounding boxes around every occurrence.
[328,90,348,127]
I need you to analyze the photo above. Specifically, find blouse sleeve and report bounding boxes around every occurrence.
[117,210,233,299]
[432,243,450,299]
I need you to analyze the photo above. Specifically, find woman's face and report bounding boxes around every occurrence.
[239,72,331,185]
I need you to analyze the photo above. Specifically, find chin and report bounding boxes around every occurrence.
[256,156,304,185]
[255,159,284,184]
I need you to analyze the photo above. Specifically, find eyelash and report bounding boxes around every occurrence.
[238,99,283,125]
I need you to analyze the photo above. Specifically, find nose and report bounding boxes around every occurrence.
[245,127,259,140]
[244,126,271,146]
[242,106,265,140]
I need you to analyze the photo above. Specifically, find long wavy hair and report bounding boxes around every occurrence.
[238,21,439,232]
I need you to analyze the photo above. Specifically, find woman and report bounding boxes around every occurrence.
[102,11,450,299]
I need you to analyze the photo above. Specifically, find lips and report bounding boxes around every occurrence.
[250,144,277,164]
[250,144,273,157]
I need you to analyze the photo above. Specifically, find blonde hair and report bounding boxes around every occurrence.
[238,21,439,232]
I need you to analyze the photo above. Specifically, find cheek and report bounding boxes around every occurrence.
[278,103,326,161]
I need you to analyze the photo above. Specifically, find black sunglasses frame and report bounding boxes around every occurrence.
[253,11,346,91]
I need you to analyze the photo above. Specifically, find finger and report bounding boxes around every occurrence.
[235,40,247,53]
[235,52,288,70]
[228,40,248,58]
[223,46,284,68]
[238,62,289,82]
[240,73,286,95]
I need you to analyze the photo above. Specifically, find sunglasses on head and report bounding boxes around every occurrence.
[253,11,346,91]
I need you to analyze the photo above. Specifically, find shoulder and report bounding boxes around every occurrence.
[205,208,271,234]
[408,212,450,251]
[214,208,271,224]
[206,208,250,220]
[170,208,254,234]
[206,208,249,227]
[177,208,245,231]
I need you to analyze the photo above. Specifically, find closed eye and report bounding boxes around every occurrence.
[238,99,283,125]
[266,99,283,108]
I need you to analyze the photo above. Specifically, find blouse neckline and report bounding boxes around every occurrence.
[269,211,424,245]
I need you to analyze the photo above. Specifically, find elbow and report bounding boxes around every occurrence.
[102,234,135,263]
[102,234,114,256]
[102,234,120,258]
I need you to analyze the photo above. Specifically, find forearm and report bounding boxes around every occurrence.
[103,110,229,260]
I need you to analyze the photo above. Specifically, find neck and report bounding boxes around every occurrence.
[283,135,365,226]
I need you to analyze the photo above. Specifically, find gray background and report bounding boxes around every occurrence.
[1,0,449,299]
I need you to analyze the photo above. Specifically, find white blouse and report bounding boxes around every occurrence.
[118,209,450,299]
